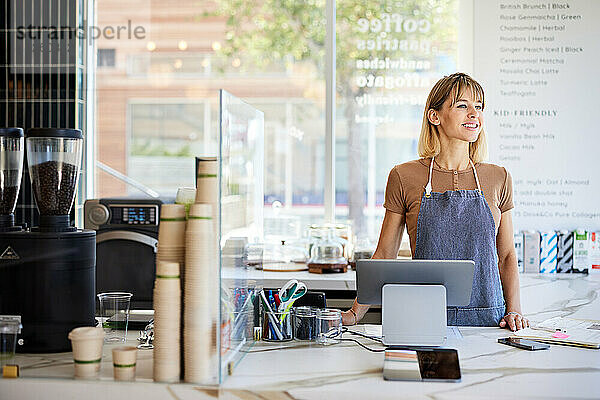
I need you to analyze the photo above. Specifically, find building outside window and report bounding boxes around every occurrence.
[94,0,459,242]
[97,49,116,67]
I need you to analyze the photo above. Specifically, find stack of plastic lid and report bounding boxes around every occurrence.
[153,260,181,383]
[156,204,186,277]
[183,203,218,383]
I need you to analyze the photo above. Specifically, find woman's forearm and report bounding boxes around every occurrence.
[344,210,405,325]
[498,253,522,313]
[349,247,398,319]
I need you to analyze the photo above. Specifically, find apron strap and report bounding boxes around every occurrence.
[470,159,482,193]
[425,157,482,195]
[425,157,434,196]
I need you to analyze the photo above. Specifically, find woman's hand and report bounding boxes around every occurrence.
[499,311,529,331]
[342,309,357,326]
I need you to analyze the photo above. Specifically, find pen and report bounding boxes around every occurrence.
[232,288,239,309]
[531,326,567,334]
[268,292,278,312]
[274,293,281,309]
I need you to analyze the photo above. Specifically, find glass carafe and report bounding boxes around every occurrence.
[308,229,348,273]
[0,128,24,228]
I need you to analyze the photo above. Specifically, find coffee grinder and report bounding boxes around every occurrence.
[0,128,96,352]
[0,128,25,232]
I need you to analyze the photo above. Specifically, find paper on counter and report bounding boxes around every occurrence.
[363,324,382,338]
[512,316,600,348]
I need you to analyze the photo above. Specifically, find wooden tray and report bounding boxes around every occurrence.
[308,262,348,274]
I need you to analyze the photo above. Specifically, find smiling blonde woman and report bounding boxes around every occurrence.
[344,73,529,331]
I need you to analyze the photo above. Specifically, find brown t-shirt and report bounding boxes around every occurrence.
[383,158,514,257]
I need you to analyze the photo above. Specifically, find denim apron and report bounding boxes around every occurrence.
[414,157,505,326]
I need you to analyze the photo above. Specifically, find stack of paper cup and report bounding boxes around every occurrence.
[195,157,218,206]
[68,327,105,378]
[112,346,138,381]
[183,203,218,383]
[157,204,186,272]
[153,260,181,382]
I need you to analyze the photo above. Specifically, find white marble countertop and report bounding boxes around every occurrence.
[1,274,599,399]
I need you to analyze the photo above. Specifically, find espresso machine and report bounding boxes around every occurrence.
[0,128,96,352]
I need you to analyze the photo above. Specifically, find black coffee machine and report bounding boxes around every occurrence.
[0,128,96,352]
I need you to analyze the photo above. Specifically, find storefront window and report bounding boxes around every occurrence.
[128,102,206,197]
[95,0,326,236]
[335,0,459,241]
[94,0,460,241]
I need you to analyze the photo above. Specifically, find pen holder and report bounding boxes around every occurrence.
[231,309,254,342]
[262,311,292,342]
[293,306,317,341]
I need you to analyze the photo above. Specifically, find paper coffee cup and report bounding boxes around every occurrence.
[154,362,180,383]
[68,327,105,378]
[112,346,138,381]
[158,220,187,246]
[195,179,218,204]
[188,203,212,218]
[156,261,180,277]
[160,204,186,220]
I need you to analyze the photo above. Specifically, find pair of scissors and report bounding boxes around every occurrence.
[277,279,307,314]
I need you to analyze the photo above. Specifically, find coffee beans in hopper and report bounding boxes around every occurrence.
[0,169,22,215]
[30,161,78,215]
[0,186,19,215]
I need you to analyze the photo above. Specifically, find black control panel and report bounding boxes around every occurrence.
[109,205,158,225]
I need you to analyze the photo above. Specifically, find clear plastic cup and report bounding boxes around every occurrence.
[0,316,22,376]
[175,188,196,216]
[97,292,133,342]
[316,308,342,345]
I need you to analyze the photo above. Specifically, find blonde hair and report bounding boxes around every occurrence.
[417,73,488,163]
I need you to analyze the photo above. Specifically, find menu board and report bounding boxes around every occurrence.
[473,1,599,231]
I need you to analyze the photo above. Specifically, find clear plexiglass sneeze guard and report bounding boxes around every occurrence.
[217,90,264,383]
[2,91,264,386]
